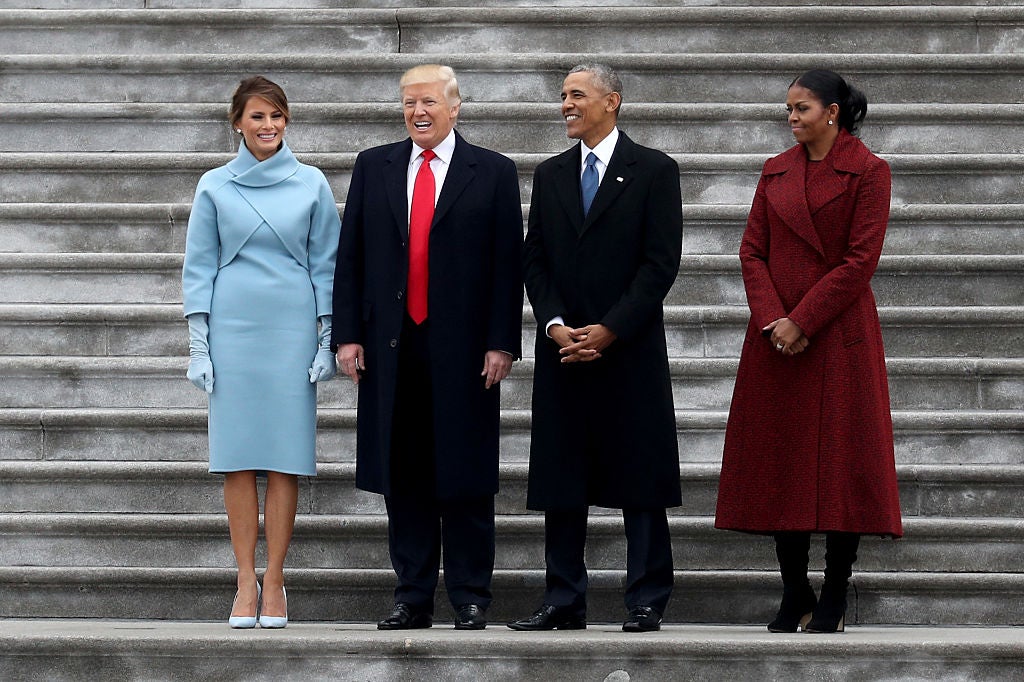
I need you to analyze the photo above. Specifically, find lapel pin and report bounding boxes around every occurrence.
[616,176,624,182]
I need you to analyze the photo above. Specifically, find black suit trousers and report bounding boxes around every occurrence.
[385,314,495,613]
[543,507,674,616]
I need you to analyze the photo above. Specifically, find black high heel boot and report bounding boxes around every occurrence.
[805,532,860,633]
[768,532,816,633]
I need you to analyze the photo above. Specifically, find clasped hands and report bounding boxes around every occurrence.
[337,344,511,389]
[763,317,810,356]
[552,323,617,363]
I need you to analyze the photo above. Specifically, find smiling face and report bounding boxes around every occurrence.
[235,96,286,161]
[785,84,838,148]
[560,70,620,149]
[402,80,460,150]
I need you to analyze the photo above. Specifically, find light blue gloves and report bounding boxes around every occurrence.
[186,313,214,393]
[309,315,337,383]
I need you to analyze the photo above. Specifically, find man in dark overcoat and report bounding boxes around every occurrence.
[507,64,682,633]
[332,64,523,631]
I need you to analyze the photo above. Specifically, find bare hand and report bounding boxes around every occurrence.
[481,350,513,389]
[559,323,617,363]
[763,318,810,356]
[337,343,365,384]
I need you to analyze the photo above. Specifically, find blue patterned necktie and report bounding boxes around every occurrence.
[581,152,599,216]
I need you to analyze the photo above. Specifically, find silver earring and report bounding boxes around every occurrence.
[235,129,242,134]
[828,120,834,126]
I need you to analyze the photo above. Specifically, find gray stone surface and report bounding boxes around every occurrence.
[2,620,1022,682]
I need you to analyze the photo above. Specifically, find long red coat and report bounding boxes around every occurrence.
[715,130,903,537]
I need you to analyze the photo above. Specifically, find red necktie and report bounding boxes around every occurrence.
[407,149,436,324]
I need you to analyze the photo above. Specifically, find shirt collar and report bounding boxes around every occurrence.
[411,128,457,166]
[580,127,619,170]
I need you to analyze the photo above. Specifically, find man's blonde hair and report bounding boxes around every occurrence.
[399,64,462,104]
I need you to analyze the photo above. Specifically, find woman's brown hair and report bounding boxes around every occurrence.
[229,76,290,130]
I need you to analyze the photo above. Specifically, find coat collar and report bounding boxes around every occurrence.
[381,130,478,240]
[227,140,300,187]
[763,129,872,256]
[553,130,637,235]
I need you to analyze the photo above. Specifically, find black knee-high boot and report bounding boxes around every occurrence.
[805,532,860,633]
[768,532,816,633]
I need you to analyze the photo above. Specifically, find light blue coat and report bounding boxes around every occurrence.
[182,141,340,475]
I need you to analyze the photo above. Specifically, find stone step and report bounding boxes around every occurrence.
[3,513,1022,574]
[2,407,1019,466]
[13,0,1024,7]
[2,7,1022,56]
[3,152,1022,206]
[5,102,1024,155]
[0,356,1020,411]
[3,53,1023,104]
[3,621,1023,682]
[1,565,1022,625]
[0,9,399,55]
[1,303,1021,359]
[1,251,1020,306]
[3,459,1022,517]
[2,202,1021,257]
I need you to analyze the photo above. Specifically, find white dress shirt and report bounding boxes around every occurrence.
[407,128,457,220]
[545,127,620,336]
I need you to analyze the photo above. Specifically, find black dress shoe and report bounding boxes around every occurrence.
[622,606,662,632]
[377,603,432,630]
[454,604,487,630]
[506,604,586,631]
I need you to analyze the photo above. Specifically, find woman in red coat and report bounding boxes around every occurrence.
[715,70,903,634]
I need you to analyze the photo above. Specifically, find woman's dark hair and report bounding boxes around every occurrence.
[790,69,867,135]
[229,76,290,130]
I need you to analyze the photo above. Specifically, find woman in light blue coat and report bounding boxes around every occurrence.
[182,76,340,629]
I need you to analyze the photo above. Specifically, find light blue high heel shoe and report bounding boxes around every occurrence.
[259,586,287,629]
[228,582,261,629]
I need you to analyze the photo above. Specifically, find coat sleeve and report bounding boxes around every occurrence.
[331,151,366,350]
[181,177,221,317]
[739,168,788,331]
[787,158,892,337]
[486,156,525,359]
[307,170,341,318]
[523,163,568,331]
[600,155,682,342]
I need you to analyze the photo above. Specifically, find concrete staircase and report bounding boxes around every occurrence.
[1,2,1023,679]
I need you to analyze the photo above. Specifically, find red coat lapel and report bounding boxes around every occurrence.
[763,144,824,256]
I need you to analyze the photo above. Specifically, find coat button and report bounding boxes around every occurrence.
[389,339,398,348]
[396,290,404,300]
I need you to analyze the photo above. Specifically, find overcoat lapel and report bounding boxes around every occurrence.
[383,139,412,241]
[553,146,584,234]
[432,131,476,230]
[581,133,635,235]
[764,146,825,256]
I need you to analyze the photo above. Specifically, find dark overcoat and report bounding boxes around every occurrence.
[331,131,523,499]
[523,131,682,511]
[715,130,903,537]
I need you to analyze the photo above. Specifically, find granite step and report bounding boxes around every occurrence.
[2,7,1022,56]
[5,102,1024,155]
[1,252,1021,306]
[2,460,1022,517]
[12,0,1024,7]
[3,152,1023,206]
[1,565,1022,625]
[0,355,1020,411]
[0,9,399,55]
[2,513,1022,574]
[2,53,1023,105]
[2,202,1021,257]
[1,304,1021,359]
[3,621,1022,682]
[2,407,1019,466]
